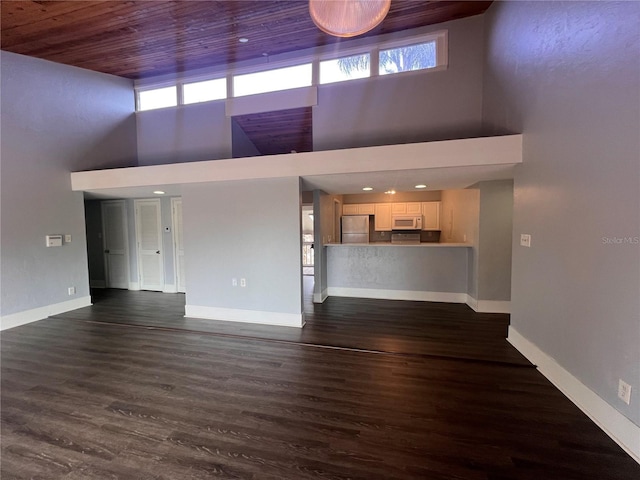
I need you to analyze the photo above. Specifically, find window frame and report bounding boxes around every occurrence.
[134,30,448,112]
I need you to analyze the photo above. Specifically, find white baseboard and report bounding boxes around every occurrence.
[90,280,106,289]
[0,296,92,331]
[185,305,305,328]
[466,296,511,313]
[163,284,178,294]
[327,287,467,303]
[128,282,140,291]
[508,327,640,464]
[313,289,328,304]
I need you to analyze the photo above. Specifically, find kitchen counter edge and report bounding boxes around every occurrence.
[325,243,471,248]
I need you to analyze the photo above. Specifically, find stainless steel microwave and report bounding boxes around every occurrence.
[392,215,422,230]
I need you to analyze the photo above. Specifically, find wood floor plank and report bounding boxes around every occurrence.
[2,287,639,479]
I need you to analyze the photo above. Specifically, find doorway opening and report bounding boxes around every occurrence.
[302,205,314,276]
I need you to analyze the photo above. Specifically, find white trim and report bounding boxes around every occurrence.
[225,86,317,116]
[185,305,305,328]
[171,197,186,294]
[327,287,467,303]
[466,295,478,311]
[466,296,511,313]
[313,289,329,304]
[90,280,106,289]
[128,282,141,291]
[508,327,640,464]
[134,28,449,88]
[163,284,178,294]
[0,296,92,331]
[71,136,523,194]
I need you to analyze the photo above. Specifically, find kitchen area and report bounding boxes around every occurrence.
[315,181,513,313]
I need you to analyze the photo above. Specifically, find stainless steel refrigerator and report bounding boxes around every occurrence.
[341,215,370,244]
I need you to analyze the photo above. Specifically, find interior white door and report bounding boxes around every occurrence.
[135,199,164,291]
[172,198,186,293]
[101,200,129,289]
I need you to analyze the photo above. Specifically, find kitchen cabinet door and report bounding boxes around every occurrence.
[391,203,407,214]
[421,201,441,230]
[358,203,375,215]
[374,204,392,231]
[343,204,359,215]
[406,202,422,214]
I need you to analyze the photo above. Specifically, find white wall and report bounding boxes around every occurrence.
[0,52,137,326]
[477,180,513,302]
[137,101,231,165]
[440,189,480,299]
[182,177,303,325]
[327,245,468,298]
[313,15,485,151]
[483,0,639,430]
[312,190,342,302]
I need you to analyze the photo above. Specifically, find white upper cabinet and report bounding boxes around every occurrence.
[421,201,441,230]
[358,203,375,215]
[343,204,375,215]
[391,202,422,215]
[343,204,359,215]
[374,204,392,231]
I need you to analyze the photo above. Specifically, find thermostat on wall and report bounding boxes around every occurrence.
[46,234,63,247]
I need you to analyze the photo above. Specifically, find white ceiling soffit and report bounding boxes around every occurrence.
[301,164,517,194]
[72,135,522,197]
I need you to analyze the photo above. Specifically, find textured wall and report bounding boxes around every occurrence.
[182,177,302,315]
[483,1,640,424]
[313,15,485,151]
[0,51,137,318]
[137,101,232,165]
[327,246,468,293]
[477,180,513,301]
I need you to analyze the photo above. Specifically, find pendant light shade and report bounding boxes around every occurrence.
[309,0,391,38]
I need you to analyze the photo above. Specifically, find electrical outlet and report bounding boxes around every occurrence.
[68,286,76,296]
[240,278,246,287]
[618,379,632,405]
[520,234,532,247]
[232,278,237,287]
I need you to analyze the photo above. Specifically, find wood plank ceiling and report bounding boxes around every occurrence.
[1,0,492,156]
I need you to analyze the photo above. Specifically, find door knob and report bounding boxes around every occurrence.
[156,250,160,254]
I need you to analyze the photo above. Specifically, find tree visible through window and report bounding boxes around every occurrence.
[337,41,437,76]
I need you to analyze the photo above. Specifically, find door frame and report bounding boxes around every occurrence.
[134,198,165,292]
[101,199,131,289]
[171,197,186,293]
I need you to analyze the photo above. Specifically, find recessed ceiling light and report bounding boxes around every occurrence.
[384,190,396,195]
[415,184,427,189]
[238,37,249,43]
[153,190,165,195]
[362,187,373,191]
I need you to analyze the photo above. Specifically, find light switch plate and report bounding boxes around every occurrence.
[64,234,72,243]
[520,234,531,247]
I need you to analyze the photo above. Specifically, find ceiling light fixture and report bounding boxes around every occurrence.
[309,0,391,38]
[238,37,249,43]
[362,187,373,191]
[153,190,165,195]
[384,189,396,195]
[415,184,427,189]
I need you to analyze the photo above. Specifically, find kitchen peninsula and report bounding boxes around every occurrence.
[325,242,471,303]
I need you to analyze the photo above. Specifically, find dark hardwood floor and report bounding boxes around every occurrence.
[2,285,638,479]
